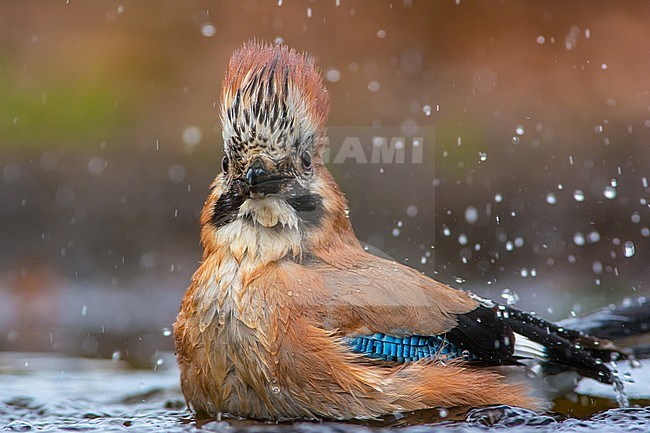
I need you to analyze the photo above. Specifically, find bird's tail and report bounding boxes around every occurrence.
[556,297,650,360]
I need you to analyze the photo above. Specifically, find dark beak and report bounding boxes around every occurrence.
[244,159,290,195]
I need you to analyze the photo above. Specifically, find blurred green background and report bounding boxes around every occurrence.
[1,1,648,365]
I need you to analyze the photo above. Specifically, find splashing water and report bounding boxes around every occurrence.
[613,377,630,408]
[500,288,519,306]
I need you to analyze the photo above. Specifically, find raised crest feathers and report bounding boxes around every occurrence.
[220,42,330,160]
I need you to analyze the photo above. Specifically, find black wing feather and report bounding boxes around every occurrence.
[445,300,620,384]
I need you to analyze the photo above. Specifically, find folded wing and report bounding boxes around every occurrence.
[313,251,623,385]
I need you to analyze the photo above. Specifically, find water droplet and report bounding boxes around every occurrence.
[623,241,635,258]
[201,23,216,37]
[545,193,557,205]
[573,190,585,202]
[270,378,281,394]
[368,81,380,92]
[406,205,418,217]
[325,68,341,83]
[168,164,187,183]
[592,261,603,275]
[464,206,478,224]
[515,125,525,135]
[478,152,487,162]
[573,232,586,246]
[603,186,617,199]
[587,230,601,243]
[87,157,106,175]
[112,351,121,361]
[182,126,202,146]
[162,327,172,337]
[494,193,503,203]
[422,105,432,116]
[442,225,451,237]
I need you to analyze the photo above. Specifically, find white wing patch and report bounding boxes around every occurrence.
[513,333,548,360]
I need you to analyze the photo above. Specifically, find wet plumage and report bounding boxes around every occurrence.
[174,42,631,421]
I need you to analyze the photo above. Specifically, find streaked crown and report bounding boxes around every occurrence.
[220,42,330,167]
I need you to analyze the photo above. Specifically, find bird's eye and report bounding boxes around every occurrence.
[301,150,312,170]
[221,156,230,174]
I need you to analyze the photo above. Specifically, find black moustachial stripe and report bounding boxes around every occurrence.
[287,193,324,226]
[211,180,247,228]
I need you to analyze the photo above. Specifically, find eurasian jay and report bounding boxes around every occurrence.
[174,42,634,421]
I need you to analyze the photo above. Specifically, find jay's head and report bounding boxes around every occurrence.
[221,42,328,188]
[208,42,348,235]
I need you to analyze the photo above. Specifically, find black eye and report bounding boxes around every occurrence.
[301,150,312,170]
[221,156,229,174]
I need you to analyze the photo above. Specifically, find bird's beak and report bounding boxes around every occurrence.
[243,158,291,196]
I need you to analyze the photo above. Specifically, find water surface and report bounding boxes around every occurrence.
[1,353,649,433]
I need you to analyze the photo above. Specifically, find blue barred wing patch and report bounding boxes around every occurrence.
[345,333,476,363]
